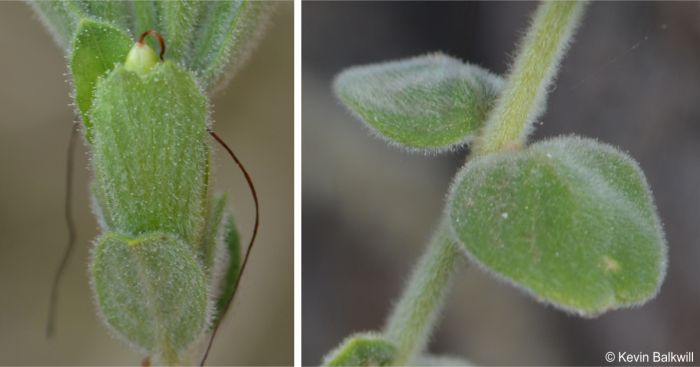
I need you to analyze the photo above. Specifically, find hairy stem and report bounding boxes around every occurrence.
[383,219,461,365]
[476,1,586,155]
[381,4,587,363]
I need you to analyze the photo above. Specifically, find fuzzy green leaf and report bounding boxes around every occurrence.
[448,135,667,316]
[132,1,159,50]
[29,0,85,49]
[90,61,209,246]
[30,1,132,49]
[77,0,130,31]
[189,0,273,90]
[156,0,202,62]
[334,53,504,151]
[70,18,133,142]
[90,232,208,363]
[200,194,227,272]
[323,332,397,367]
[90,181,114,231]
[131,1,157,33]
[212,215,242,327]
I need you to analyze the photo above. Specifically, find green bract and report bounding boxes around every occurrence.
[91,232,208,364]
[70,19,132,141]
[32,0,273,94]
[448,136,667,316]
[90,61,209,246]
[30,0,273,364]
[323,333,398,367]
[31,1,81,49]
[213,215,243,326]
[87,59,215,362]
[334,53,503,151]
[156,1,202,62]
[200,194,228,272]
[190,1,273,90]
[79,1,130,31]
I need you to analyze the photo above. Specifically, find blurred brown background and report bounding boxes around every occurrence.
[303,2,699,365]
[0,1,292,365]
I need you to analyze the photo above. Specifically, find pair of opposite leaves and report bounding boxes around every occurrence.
[335,54,667,317]
[57,8,262,362]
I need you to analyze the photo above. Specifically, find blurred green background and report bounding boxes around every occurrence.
[0,1,292,365]
[303,2,699,365]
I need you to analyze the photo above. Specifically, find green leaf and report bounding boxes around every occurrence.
[448,135,667,316]
[212,215,242,327]
[132,0,159,49]
[90,231,208,364]
[77,0,130,32]
[156,0,202,62]
[334,53,504,151]
[189,0,273,90]
[70,18,133,142]
[32,0,273,93]
[29,0,85,49]
[90,181,114,231]
[323,332,397,367]
[90,61,209,246]
[200,194,227,271]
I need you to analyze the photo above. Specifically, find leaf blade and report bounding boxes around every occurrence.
[69,18,133,141]
[323,332,397,367]
[90,61,209,245]
[199,194,227,272]
[29,0,84,49]
[211,215,242,327]
[78,0,131,32]
[131,0,160,49]
[155,0,201,63]
[335,53,504,151]
[189,0,273,90]
[448,135,667,316]
[91,231,208,362]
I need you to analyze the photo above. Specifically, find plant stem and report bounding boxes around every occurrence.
[383,219,461,365]
[381,4,587,363]
[476,1,586,155]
